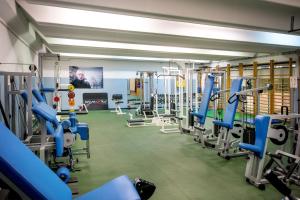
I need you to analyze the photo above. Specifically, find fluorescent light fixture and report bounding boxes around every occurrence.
[58,52,210,63]
[19,0,300,47]
[47,37,255,57]
[162,67,179,70]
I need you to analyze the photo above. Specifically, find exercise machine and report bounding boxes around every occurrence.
[0,122,156,200]
[136,71,156,117]
[193,78,242,156]
[111,94,126,115]
[31,88,90,159]
[192,70,227,144]
[192,74,215,140]
[158,66,184,133]
[239,113,300,189]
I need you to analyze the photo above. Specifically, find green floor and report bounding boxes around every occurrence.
[73,110,286,199]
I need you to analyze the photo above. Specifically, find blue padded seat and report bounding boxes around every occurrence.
[235,118,282,126]
[192,75,215,125]
[76,175,140,200]
[213,78,243,129]
[213,120,233,129]
[239,115,270,158]
[77,123,89,140]
[0,122,141,200]
[192,112,204,122]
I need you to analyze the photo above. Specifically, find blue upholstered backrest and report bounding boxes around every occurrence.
[223,78,243,129]
[254,115,270,158]
[197,75,215,125]
[0,122,72,200]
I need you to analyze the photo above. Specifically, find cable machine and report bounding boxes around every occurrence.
[0,64,36,138]
[136,71,157,117]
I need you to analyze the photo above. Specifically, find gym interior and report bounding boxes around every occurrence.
[1,0,300,199]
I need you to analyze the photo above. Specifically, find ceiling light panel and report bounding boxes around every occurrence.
[18,0,300,47]
[47,37,255,57]
[58,52,210,63]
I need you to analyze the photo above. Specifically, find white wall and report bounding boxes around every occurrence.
[42,57,167,78]
[0,20,38,71]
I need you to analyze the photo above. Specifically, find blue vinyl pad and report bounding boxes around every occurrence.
[213,78,243,129]
[192,75,215,125]
[239,115,270,158]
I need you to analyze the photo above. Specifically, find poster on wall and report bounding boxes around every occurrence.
[69,66,103,89]
[83,93,108,110]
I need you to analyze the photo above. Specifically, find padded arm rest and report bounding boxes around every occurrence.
[76,175,141,200]
[54,125,64,157]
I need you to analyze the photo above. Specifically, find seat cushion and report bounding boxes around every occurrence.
[77,124,89,140]
[239,143,262,155]
[212,120,231,129]
[76,175,141,200]
[239,115,270,158]
[192,112,203,120]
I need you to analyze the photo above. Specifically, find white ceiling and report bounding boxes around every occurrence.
[16,0,300,62]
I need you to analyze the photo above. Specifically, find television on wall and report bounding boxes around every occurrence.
[69,66,103,89]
